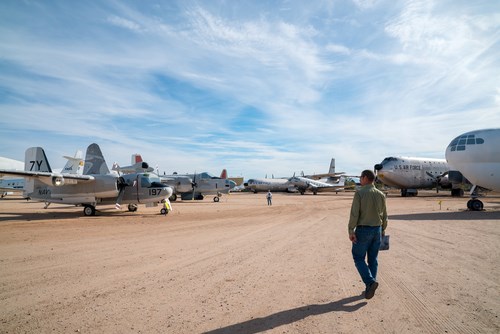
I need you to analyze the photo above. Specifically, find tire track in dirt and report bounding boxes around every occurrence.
[381,264,481,334]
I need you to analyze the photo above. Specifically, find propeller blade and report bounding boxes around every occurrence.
[192,172,197,200]
[115,190,124,209]
[115,177,127,209]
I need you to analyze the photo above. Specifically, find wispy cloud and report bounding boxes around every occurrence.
[0,0,498,178]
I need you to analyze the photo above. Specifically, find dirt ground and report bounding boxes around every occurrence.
[0,191,499,334]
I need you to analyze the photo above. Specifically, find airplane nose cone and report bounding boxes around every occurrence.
[374,164,383,171]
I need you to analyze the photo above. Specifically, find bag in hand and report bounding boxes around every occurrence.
[379,235,390,251]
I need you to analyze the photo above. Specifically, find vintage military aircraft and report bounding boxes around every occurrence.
[0,151,84,198]
[0,156,24,197]
[288,175,348,195]
[112,153,154,174]
[0,143,172,216]
[243,177,297,193]
[161,170,236,202]
[243,158,345,194]
[446,128,500,211]
[374,156,453,196]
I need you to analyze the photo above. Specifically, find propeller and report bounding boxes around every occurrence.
[115,176,127,209]
[426,171,449,193]
[191,172,197,200]
[373,164,382,185]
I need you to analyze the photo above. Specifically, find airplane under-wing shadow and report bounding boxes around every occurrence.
[0,207,153,223]
[389,210,500,221]
[203,294,366,334]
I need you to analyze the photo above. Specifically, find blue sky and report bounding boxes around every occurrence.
[1,0,499,178]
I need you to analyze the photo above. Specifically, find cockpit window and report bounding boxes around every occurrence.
[449,134,484,151]
[381,157,397,164]
[140,175,163,188]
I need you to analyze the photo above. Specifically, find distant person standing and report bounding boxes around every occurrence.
[266,190,272,206]
[348,169,387,299]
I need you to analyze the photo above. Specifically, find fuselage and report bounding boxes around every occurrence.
[25,173,170,205]
[0,157,25,196]
[244,178,296,193]
[445,128,500,192]
[186,172,236,195]
[162,172,236,197]
[374,157,449,189]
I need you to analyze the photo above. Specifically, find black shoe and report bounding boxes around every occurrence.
[365,281,379,299]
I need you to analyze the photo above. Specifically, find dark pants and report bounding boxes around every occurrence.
[352,226,381,287]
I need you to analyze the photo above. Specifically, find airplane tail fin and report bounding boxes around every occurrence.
[62,150,83,175]
[83,143,110,175]
[24,147,52,172]
[329,158,335,174]
[220,169,227,179]
[132,154,143,164]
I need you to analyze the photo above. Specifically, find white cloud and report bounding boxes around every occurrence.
[0,1,498,177]
[352,0,379,10]
[107,15,142,32]
[326,43,351,55]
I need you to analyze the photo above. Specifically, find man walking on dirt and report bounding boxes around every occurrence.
[266,190,272,206]
[348,169,387,299]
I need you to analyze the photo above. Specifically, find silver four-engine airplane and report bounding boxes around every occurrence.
[288,175,348,195]
[0,143,172,216]
[374,156,454,197]
[244,158,346,194]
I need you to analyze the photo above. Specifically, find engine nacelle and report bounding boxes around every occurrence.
[438,175,451,189]
[52,176,65,186]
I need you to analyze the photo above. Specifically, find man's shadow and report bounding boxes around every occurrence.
[203,293,366,334]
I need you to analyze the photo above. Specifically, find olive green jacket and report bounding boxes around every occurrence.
[348,184,388,235]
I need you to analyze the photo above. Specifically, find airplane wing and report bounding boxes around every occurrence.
[305,172,345,180]
[0,169,94,184]
[306,178,343,188]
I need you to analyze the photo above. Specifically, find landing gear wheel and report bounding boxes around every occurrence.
[128,204,138,212]
[169,193,177,202]
[471,199,483,211]
[213,196,220,202]
[160,208,168,215]
[83,205,96,216]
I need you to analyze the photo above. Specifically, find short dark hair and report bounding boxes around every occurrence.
[361,169,375,182]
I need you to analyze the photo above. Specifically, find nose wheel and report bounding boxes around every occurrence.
[467,199,483,211]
